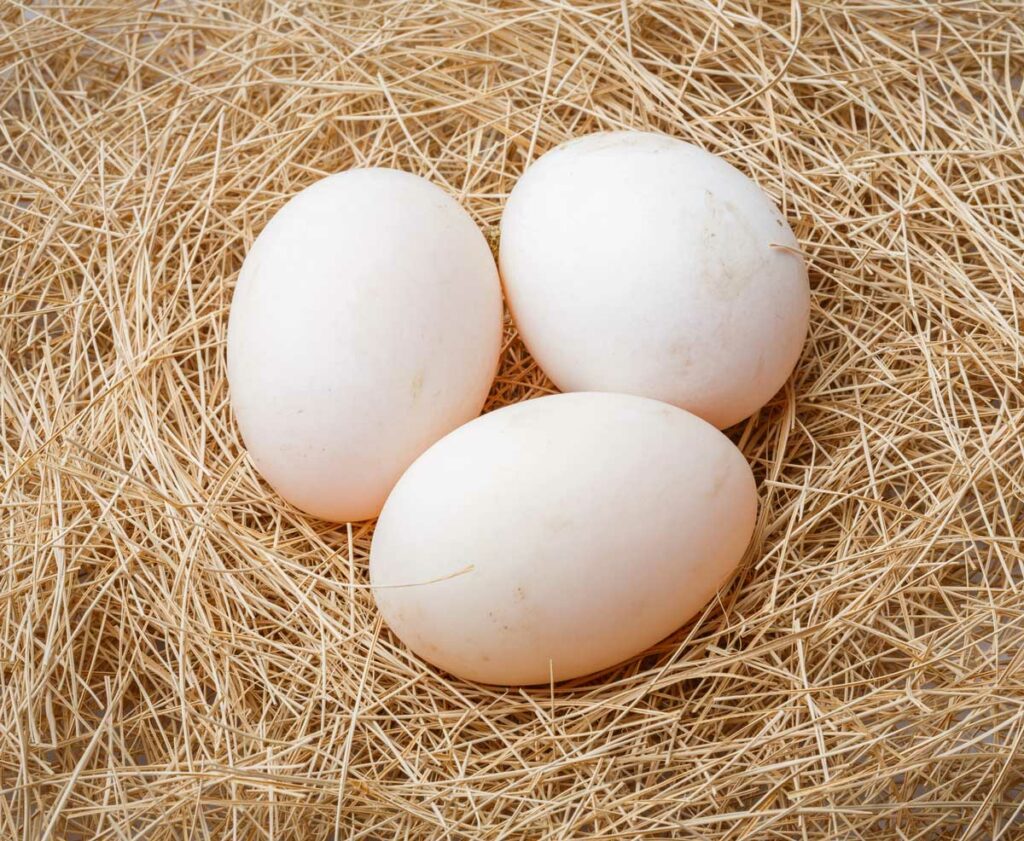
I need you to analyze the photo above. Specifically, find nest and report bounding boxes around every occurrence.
[2,1,1023,838]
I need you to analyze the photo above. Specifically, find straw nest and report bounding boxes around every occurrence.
[2,1,1023,838]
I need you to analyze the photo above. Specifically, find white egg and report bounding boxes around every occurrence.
[499,131,810,429]
[370,392,757,685]
[227,169,502,522]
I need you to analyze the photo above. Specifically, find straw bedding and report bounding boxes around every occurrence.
[2,1,1023,838]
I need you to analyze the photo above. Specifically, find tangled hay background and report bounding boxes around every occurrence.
[2,1,1024,838]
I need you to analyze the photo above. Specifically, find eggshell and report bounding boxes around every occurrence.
[370,392,757,685]
[227,168,502,522]
[499,131,810,429]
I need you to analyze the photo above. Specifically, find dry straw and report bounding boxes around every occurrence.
[2,1,1023,838]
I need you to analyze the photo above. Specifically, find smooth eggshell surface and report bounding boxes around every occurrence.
[227,168,502,522]
[369,392,757,685]
[499,131,810,429]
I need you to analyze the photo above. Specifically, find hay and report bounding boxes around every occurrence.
[2,0,1023,837]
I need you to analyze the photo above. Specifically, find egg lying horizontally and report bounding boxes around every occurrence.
[227,168,503,522]
[370,392,757,685]
[499,131,810,429]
